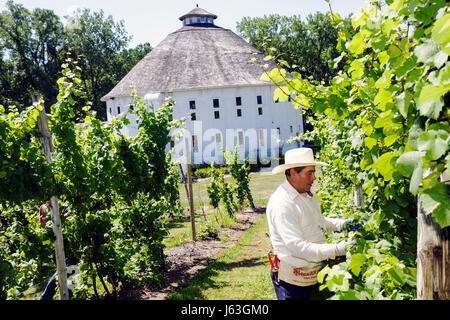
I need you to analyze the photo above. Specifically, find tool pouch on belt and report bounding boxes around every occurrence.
[278,260,321,286]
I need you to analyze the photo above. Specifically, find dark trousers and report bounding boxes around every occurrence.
[271,270,318,300]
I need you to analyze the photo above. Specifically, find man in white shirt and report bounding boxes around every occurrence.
[267,148,357,300]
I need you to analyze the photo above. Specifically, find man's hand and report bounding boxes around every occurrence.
[342,219,363,232]
[335,240,356,256]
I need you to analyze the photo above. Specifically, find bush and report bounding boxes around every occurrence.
[192,165,228,179]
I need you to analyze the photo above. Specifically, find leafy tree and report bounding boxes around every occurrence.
[63,8,130,120]
[237,12,354,82]
[0,51,14,107]
[0,1,152,120]
[0,0,64,109]
[117,42,152,75]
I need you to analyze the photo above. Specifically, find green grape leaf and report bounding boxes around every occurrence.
[364,137,377,150]
[418,83,450,105]
[432,13,450,55]
[420,182,450,228]
[396,151,423,195]
[375,152,396,181]
[388,266,406,285]
[348,253,366,276]
[348,33,366,55]
[396,91,412,118]
[417,95,443,120]
[414,39,448,68]
[417,127,449,160]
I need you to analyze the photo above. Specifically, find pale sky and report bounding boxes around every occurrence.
[1,0,369,48]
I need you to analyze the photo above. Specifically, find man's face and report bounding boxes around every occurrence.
[288,166,316,193]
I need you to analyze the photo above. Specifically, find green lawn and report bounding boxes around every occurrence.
[169,212,277,300]
[167,171,285,300]
[178,170,285,207]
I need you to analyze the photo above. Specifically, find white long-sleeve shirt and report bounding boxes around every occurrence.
[266,179,346,269]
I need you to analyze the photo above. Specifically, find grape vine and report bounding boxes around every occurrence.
[0,54,182,299]
[262,0,449,299]
[206,148,255,218]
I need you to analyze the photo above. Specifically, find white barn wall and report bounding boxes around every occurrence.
[105,84,304,166]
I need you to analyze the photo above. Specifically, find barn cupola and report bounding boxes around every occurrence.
[179,5,218,26]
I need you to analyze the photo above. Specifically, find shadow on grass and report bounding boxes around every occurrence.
[165,214,191,230]
[168,256,265,300]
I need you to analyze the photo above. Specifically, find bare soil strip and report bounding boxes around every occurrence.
[119,206,265,300]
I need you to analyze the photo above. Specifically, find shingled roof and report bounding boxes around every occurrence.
[101,8,270,101]
[178,7,217,21]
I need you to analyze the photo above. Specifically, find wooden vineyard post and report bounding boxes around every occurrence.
[352,185,365,208]
[184,138,196,241]
[34,94,70,300]
[416,168,450,300]
[178,164,190,207]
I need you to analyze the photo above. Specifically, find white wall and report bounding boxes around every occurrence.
[105,84,304,166]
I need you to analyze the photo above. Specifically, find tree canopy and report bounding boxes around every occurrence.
[236,12,354,83]
[0,0,152,120]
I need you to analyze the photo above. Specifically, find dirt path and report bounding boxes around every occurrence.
[119,206,266,300]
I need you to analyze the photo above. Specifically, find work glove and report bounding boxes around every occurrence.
[342,219,363,232]
[335,240,356,256]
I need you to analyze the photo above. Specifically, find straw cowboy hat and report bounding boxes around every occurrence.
[272,147,329,174]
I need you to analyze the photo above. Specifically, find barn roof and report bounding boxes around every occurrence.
[178,7,217,21]
[101,8,270,101]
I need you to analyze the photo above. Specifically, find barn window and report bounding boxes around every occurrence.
[213,99,220,108]
[191,112,196,120]
[258,107,263,115]
[214,110,220,119]
[189,100,196,109]
[237,109,242,117]
[257,95,262,104]
[236,97,242,106]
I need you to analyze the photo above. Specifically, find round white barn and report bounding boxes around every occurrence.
[101,7,305,165]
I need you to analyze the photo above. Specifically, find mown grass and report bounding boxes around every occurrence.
[166,171,285,300]
[169,212,277,300]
